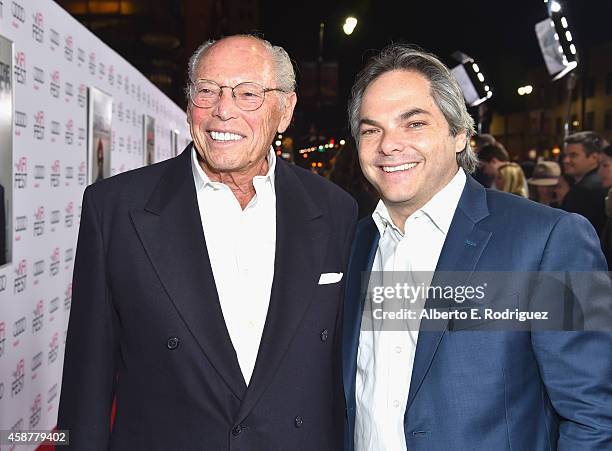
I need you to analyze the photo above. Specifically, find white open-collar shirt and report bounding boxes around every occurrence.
[355,169,466,451]
[191,146,277,385]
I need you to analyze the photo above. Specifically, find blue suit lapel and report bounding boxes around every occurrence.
[406,176,492,410]
[342,218,379,419]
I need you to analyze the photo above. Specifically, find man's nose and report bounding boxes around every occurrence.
[379,130,405,155]
[212,87,238,120]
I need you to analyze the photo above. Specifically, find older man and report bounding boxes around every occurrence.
[58,35,356,450]
[342,44,612,451]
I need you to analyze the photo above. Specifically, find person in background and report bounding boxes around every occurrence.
[552,173,574,208]
[494,162,528,197]
[561,131,608,233]
[477,142,509,185]
[598,144,612,269]
[471,133,497,187]
[527,161,561,206]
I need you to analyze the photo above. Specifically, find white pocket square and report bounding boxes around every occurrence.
[318,272,343,285]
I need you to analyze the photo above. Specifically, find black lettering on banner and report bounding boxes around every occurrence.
[11,1,24,23]
[50,29,60,47]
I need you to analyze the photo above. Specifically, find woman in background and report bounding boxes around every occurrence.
[495,162,528,198]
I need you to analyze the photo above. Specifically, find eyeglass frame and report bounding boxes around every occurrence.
[189,79,289,111]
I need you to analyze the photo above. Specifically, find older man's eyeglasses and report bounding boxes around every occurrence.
[189,79,288,111]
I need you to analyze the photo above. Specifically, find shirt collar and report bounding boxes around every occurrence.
[372,168,466,237]
[191,144,277,194]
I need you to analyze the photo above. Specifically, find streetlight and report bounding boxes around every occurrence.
[517,85,533,96]
[343,17,358,35]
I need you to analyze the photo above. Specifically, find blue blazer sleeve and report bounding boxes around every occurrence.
[531,213,612,450]
[57,186,119,449]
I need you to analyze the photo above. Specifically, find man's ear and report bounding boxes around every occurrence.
[454,130,468,154]
[278,92,297,133]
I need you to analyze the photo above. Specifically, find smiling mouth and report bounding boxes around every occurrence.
[208,130,246,142]
[381,162,419,173]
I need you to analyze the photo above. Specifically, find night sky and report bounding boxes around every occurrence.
[261,0,612,138]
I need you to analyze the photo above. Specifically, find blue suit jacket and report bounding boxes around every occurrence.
[343,175,612,450]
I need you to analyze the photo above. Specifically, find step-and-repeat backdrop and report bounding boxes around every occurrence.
[0,1,190,448]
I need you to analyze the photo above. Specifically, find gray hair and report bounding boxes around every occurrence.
[348,44,478,173]
[185,35,296,103]
[564,131,608,156]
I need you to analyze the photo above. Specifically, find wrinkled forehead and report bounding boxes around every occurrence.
[195,37,276,86]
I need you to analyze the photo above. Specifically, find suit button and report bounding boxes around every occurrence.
[166,337,179,350]
[320,329,329,342]
[232,425,242,436]
[294,415,303,428]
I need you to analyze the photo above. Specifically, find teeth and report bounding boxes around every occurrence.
[210,131,243,142]
[382,162,418,173]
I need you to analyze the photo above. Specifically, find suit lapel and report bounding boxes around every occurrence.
[236,160,328,422]
[342,218,379,405]
[406,176,492,410]
[130,146,247,400]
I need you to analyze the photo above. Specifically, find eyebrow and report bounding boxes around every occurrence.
[359,108,431,128]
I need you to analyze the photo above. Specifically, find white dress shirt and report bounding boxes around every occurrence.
[355,169,466,451]
[191,146,277,385]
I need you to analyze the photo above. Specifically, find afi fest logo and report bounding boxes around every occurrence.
[12,316,26,347]
[65,248,74,268]
[11,358,25,397]
[50,69,60,98]
[65,118,74,145]
[0,273,6,293]
[124,75,129,95]
[33,206,45,236]
[77,83,86,108]
[14,156,27,188]
[32,300,44,333]
[11,1,25,27]
[14,214,27,241]
[98,61,105,80]
[78,126,86,146]
[50,209,60,232]
[32,11,44,43]
[33,164,45,186]
[50,28,60,49]
[117,101,123,122]
[64,35,73,61]
[9,418,25,451]
[50,159,61,187]
[33,65,44,89]
[14,50,26,85]
[77,47,85,66]
[50,120,60,142]
[64,283,72,311]
[108,64,114,85]
[29,393,42,429]
[14,110,27,138]
[78,161,86,185]
[64,80,74,102]
[31,351,43,376]
[47,383,58,411]
[0,321,5,357]
[88,51,96,75]
[33,110,45,140]
[48,332,59,364]
[33,259,44,279]
[49,296,60,319]
[65,164,74,186]
[14,259,27,293]
[49,247,60,277]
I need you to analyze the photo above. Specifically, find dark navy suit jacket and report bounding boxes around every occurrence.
[58,145,357,450]
[343,174,612,450]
